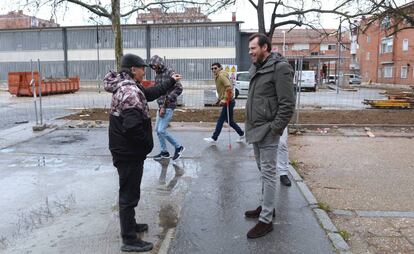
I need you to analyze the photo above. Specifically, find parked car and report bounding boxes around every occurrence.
[344,74,361,84]
[327,75,338,84]
[234,71,250,98]
[295,70,317,91]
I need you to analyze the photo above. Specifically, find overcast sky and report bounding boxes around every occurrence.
[0,0,388,30]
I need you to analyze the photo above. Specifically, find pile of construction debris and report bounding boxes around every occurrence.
[363,86,414,109]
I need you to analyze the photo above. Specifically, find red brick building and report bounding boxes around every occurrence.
[0,10,59,29]
[136,7,211,24]
[272,29,351,80]
[357,3,414,86]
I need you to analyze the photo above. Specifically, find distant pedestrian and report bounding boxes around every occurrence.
[244,34,295,238]
[149,55,185,161]
[204,62,244,145]
[104,53,181,252]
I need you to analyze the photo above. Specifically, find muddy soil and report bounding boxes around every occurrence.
[63,108,414,125]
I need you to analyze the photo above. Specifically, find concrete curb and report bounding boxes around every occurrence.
[289,165,352,253]
[291,123,414,128]
[158,228,176,254]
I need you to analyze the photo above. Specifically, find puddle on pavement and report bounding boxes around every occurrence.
[1,157,199,253]
[8,156,66,168]
[48,133,86,144]
[159,203,179,229]
[0,147,15,153]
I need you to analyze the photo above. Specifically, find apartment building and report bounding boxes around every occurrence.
[0,10,58,29]
[136,7,211,24]
[357,2,414,86]
[272,29,351,79]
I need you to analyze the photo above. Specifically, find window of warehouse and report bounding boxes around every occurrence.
[292,44,310,50]
[383,66,393,78]
[401,66,408,78]
[381,37,393,53]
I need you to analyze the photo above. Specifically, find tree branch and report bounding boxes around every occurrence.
[64,0,110,17]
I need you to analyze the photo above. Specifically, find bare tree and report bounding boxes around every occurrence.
[246,0,383,39]
[22,0,234,70]
[360,0,414,36]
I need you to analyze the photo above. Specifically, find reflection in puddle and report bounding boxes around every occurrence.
[154,159,186,192]
[8,156,66,168]
[159,203,179,229]
[0,147,15,153]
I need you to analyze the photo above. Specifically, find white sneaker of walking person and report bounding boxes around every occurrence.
[203,137,217,145]
[236,134,245,143]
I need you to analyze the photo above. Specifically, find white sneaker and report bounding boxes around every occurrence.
[236,134,245,143]
[203,137,217,145]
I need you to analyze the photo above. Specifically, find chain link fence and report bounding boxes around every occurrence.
[1,58,396,131]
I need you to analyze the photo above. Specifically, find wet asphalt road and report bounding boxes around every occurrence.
[168,135,335,254]
[0,125,334,253]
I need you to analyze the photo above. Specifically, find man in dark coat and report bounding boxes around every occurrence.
[104,53,181,252]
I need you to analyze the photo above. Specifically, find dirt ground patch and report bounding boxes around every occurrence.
[289,132,414,253]
[63,108,414,125]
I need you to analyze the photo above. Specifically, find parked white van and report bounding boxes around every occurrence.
[295,70,316,91]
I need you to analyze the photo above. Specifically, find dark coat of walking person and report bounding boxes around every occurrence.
[203,62,245,144]
[244,34,295,238]
[104,53,181,252]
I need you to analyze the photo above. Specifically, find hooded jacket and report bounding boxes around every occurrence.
[104,70,176,161]
[245,52,295,143]
[149,55,183,109]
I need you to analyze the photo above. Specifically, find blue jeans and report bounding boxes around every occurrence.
[212,100,244,140]
[156,108,181,152]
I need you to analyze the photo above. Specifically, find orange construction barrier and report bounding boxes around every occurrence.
[7,72,80,96]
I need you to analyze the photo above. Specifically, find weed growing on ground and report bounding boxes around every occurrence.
[317,202,331,212]
[339,230,350,241]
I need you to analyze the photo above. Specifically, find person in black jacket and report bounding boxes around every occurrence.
[104,53,181,252]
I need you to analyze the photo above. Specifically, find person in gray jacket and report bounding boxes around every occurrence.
[244,33,295,239]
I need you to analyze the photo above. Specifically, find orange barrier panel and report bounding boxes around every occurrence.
[8,72,80,96]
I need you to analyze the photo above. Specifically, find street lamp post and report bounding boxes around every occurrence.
[96,24,100,93]
[282,31,286,55]
[90,17,101,93]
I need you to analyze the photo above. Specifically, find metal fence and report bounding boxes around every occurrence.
[0,23,403,130]
[0,57,392,131]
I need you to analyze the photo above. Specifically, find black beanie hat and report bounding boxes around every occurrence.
[121,54,148,68]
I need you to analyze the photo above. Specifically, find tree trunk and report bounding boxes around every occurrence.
[257,0,266,34]
[111,0,123,71]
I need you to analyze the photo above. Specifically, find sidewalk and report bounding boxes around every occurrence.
[289,127,414,253]
[0,122,335,254]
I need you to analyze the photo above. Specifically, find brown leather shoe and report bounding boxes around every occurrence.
[244,206,276,218]
[247,221,273,238]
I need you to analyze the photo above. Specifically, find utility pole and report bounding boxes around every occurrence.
[90,17,101,92]
[337,17,342,94]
